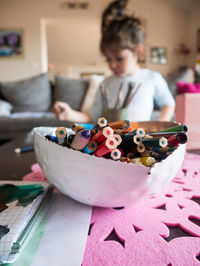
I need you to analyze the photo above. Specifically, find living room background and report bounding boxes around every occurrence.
[0,0,200,82]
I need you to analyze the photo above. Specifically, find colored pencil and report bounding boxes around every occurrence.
[14,146,34,153]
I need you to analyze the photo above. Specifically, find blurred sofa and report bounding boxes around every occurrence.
[0,73,90,140]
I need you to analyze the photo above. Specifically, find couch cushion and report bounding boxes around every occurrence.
[0,73,51,112]
[54,75,89,111]
[0,99,13,116]
[0,114,72,140]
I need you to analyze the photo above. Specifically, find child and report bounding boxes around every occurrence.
[53,0,175,122]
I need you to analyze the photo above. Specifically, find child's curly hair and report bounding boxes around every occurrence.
[100,0,144,55]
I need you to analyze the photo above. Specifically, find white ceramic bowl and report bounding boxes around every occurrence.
[33,121,186,207]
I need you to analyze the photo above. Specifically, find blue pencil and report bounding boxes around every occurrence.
[14,146,34,153]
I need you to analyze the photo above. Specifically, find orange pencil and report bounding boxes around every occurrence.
[109,120,131,130]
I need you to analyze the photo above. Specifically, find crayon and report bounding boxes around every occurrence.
[91,126,114,143]
[14,146,34,153]
[157,124,188,133]
[94,137,118,157]
[109,120,131,130]
[167,132,188,147]
[56,127,68,145]
[110,149,121,160]
[82,140,98,154]
[70,129,91,150]
[142,137,168,148]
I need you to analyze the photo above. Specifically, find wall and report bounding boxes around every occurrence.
[0,0,198,81]
[46,17,108,79]
[188,2,200,64]
[0,0,106,81]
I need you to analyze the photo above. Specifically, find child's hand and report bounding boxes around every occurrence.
[52,101,73,121]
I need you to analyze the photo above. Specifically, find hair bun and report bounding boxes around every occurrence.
[102,0,129,32]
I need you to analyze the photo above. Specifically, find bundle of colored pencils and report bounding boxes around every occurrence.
[44,118,188,168]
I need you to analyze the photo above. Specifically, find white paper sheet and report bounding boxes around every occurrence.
[31,189,92,266]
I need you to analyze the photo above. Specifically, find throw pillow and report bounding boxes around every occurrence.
[177,82,200,94]
[165,67,194,97]
[0,73,51,112]
[54,75,89,111]
[81,75,104,113]
[0,99,13,116]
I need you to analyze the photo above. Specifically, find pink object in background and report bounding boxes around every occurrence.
[177,82,200,94]
[23,163,49,182]
[176,93,200,150]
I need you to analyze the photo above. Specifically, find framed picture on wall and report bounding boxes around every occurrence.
[0,28,24,58]
[150,47,167,64]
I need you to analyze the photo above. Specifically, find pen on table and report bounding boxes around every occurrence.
[14,146,34,154]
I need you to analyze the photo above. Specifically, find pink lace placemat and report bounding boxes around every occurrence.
[23,152,200,266]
